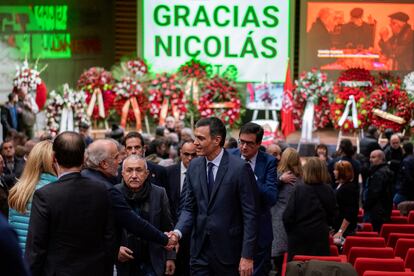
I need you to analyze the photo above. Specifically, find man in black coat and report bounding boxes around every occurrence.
[0,214,30,276]
[81,139,176,250]
[0,93,19,140]
[359,126,381,185]
[166,139,196,276]
[116,131,168,189]
[363,150,393,232]
[394,142,414,205]
[1,140,25,187]
[384,134,404,194]
[116,155,175,276]
[25,132,117,276]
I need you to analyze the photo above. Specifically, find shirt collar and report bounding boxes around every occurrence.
[242,151,258,165]
[205,148,224,168]
[180,162,187,174]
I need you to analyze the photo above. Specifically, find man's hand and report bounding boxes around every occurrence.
[165,260,176,275]
[280,171,297,185]
[118,246,134,262]
[239,257,254,276]
[164,231,179,251]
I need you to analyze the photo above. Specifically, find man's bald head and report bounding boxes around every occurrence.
[266,144,282,161]
[390,134,401,150]
[370,149,385,166]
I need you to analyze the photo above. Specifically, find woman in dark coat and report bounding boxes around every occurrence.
[332,160,359,240]
[283,157,338,261]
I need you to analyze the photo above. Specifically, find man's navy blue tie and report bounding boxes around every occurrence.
[207,162,215,197]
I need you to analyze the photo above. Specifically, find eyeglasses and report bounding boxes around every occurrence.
[238,139,257,147]
[182,152,197,158]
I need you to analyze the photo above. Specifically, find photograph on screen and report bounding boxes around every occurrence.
[304,2,414,71]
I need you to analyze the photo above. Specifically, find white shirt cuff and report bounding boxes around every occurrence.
[173,229,182,240]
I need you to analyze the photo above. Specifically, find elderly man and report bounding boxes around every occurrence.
[115,155,175,276]
[384,134,404,194]
[379,12,413,70]
[266,144,282,161]
[363,150,393,232]
[81,139,176,253]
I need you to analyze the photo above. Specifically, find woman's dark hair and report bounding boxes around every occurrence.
[403,142,413,157]
[53,131,85,167]
[195,117,226,147]
[339,139,355,157]
[315,144,329,157]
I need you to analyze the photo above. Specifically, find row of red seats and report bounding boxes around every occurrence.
[358,209,414,224]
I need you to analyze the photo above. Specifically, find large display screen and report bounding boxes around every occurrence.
[142,0,291,82]
[302,2,414,71]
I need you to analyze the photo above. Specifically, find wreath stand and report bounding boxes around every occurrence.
[336,129,362,154]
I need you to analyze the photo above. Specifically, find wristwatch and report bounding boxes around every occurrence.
[338,229,343,233]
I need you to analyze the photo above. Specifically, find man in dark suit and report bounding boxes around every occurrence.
[116,155,175,276]
[0,214,30,275]
[166,139,196,276]
[116,131,168,188]
[229,122,278,276]
[1,93,19,140]
[81,139,176,250]
[1,140,25,187]
[170,117,259,275]
[25,131,116,276]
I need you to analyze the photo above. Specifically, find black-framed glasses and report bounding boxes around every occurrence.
[182,152,197,158]
[238,139,256,147]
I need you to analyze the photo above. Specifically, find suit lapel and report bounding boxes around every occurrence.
[254,151,264,177]
[198,158,209,202]
[209,151,229,206]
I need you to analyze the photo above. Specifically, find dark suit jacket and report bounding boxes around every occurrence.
[0,104,19,139]
[25,172,116,276]
[115,183,174,276]
[117,160,168,188]
[81,169,168,246]
[3,157,25,187]
[166,163,181,223]
[229,148,278,248]
[176,150,259,264]
[0,214,30,276]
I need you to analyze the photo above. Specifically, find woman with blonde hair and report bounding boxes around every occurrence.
[8,140,57,251]
[271,148,303,275]
[283,157,338,261]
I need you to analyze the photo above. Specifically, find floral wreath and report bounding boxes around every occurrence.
[45,84,90,136]
[112,57,149,81]
[362,85,412,132]
[198,76,241,127]
[77,67,116,120]
[330,68,373,130]
[292,69,333,129]
[148,73,187,124]
[13,60,48,110]
[403,71,414,101]
[113,77,149,129]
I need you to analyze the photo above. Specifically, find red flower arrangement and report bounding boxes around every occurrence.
[126,58,148,78]
[198,76,241,127]
[292,69,333,129]
[77,67,116,120]
[330,68,374,130]
[178,59,207,79]
[362,86,412,132]
[113,77,149,129]
[148,73,187,124]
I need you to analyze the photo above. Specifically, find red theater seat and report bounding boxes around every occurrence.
[359,223,374,232]
[363,272,414,276]
[394,239,414,259]
[342,236,386,256]
[348,247,394,265]
[392,210,402,216]
[387,233,414,248]
[330,245,339,256]
[391,216,409,224]
[380,224,414,242]
[408,211,414,224]
[292,255,343,262]
[405,248,414,271]
[356,232,379,237]
[354,257,405,276]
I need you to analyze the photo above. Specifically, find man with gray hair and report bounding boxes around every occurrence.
[81,139,177,254]
[115,155,175,275]
[363,149,393,231]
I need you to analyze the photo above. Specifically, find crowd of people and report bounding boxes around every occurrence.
[0,115,413,276]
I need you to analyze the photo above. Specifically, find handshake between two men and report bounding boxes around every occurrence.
[164,231,180,251]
